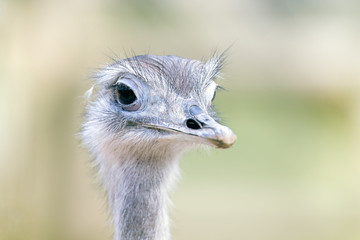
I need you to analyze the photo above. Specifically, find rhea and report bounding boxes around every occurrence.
[81,54,236,240]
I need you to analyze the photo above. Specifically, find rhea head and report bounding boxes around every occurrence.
[82,54,236,161]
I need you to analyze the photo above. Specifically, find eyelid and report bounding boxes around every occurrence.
[205,81,218,104]
[115,77,139,88]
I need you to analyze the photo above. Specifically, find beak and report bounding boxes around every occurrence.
[141,105,236,148]
[185,105,237,149]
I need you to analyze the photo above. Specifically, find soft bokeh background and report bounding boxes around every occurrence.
[1,0,360,240]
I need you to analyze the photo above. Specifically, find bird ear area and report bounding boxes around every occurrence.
[113,77,143,112]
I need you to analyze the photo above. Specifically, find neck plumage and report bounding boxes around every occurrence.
[98,147,181,240]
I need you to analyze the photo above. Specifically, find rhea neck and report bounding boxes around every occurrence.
[98,140,183,240]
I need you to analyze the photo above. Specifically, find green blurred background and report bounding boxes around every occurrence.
[1,0,360,240]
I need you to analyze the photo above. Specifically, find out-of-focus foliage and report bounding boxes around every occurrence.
[0,0,359,240]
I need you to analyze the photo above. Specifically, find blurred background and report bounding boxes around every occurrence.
[1,0,360,239]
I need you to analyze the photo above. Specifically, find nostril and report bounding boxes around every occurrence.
[186,119,202,130]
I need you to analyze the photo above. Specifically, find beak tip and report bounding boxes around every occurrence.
[214,129,237,149]
[219,134,237,148]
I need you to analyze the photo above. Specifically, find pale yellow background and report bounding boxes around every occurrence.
[1,1,360,240]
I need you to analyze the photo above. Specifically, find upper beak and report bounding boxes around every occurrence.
[186,105,237,149]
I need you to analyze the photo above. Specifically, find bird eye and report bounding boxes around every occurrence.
[116,84,137,105]
[115,82,141,111]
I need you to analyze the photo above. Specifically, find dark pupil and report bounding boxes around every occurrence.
[117,84,137,105]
